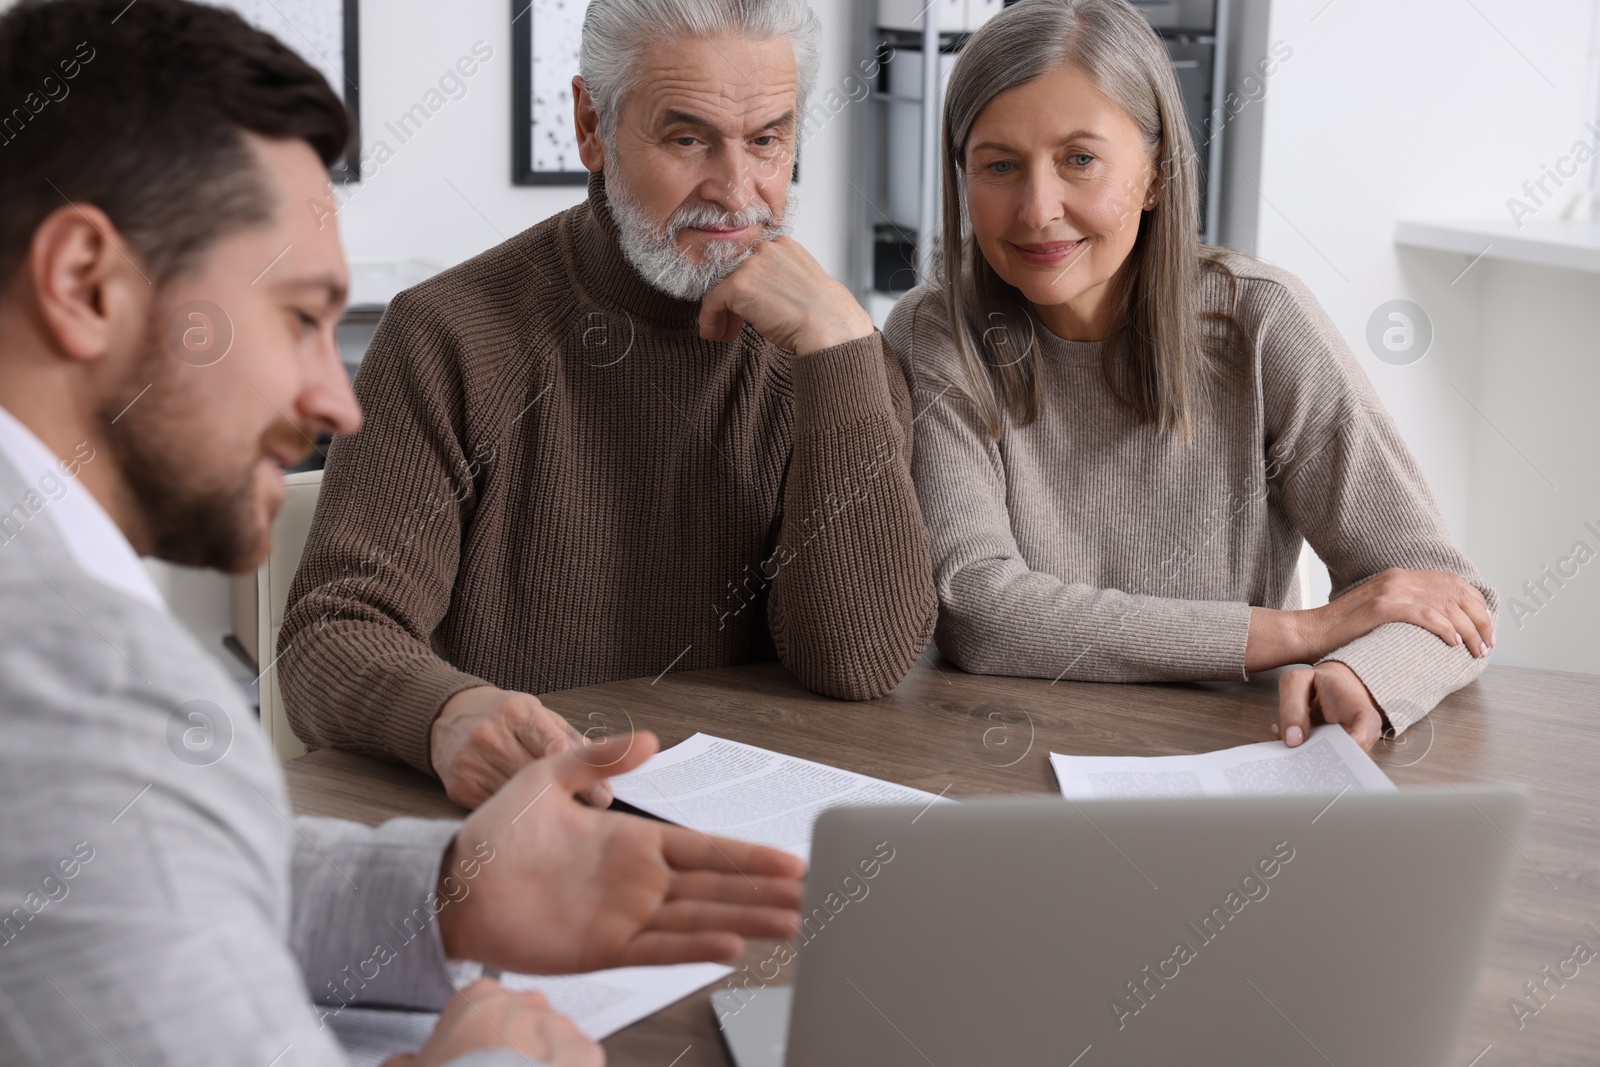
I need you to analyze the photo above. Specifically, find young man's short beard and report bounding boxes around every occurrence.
[99,313,271,574]
[605,158,794,301]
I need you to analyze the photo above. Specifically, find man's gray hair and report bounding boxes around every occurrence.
[580,0,821,141]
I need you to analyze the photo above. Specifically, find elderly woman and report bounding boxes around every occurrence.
[886,0,1495,750]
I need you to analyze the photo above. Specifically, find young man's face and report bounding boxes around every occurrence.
[112,134,360,572]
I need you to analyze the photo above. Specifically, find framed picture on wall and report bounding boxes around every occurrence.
[512,0,589,184]
[509,0,799,186]
[209,0,361,182]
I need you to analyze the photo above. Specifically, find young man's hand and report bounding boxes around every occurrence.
[381,979,600,1067]
[437,732,807,974]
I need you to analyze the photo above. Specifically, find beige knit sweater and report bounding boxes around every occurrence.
[885,255,1495,733]
[279,174,936,773]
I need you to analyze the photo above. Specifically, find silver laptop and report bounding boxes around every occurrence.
[715,787,1526,1066]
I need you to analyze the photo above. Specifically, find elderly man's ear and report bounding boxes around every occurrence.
[572,76,606,173]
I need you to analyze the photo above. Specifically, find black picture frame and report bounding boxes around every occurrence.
[332,0,361,183]
[509,0,799,186]
[212,1,361,182]
[512,0,589,186]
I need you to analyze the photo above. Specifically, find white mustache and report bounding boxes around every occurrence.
[663,200,776,238]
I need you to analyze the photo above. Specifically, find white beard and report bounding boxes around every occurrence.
[605,163,795,300]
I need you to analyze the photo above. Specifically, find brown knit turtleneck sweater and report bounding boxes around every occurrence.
[279,174,937,773]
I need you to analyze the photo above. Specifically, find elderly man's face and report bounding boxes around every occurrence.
[610,34,798,269]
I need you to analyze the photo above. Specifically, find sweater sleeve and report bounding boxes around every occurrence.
[886,289,1253,683]
[763,331,938,699]
[1253,272,1496,733]
[279,291,491,774]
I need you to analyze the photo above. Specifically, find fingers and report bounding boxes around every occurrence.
[452,976,528,1007]
[1396,572,1495,655]
[424,980,595,1067]
[1308,662,1384,752]
[668,869,806,910]
[510,703,582,760]
[550,730,659,795]
[660,824,809,878]
[1342,703,1383,752]
[698,283,745,344]
[1442,602,1487,658]
[650,898,803,940]
[1276,668,1316,747]
[538,1008,605,1067]
[1456,583,1496,654]
[616,929,749,968]
[511,707,614,808]
[1403,604,1462,650]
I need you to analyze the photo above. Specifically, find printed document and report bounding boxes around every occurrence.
[610,732,951,859]
[1050,724,1396,799]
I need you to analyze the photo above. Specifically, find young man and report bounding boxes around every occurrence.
[0,3,804,1064]
[279,0,939,808]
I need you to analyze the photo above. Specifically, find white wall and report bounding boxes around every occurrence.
[1249,0,1600,672]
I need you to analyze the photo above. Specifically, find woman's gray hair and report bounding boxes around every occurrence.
[938,0,1239,439]
[580,0,822,143]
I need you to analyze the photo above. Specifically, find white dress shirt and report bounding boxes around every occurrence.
[0,403,166,612]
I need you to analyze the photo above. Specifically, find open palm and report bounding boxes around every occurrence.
[437,732,806,974]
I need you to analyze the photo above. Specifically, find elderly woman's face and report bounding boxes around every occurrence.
[963,62,1156,339]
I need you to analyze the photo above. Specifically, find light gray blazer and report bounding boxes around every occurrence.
[0,455,534,1067]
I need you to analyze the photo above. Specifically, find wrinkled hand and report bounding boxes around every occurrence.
[1247,568,1494,672]
[380,978,601,1067]
[431,685,610,810]
[1273,662,1386,752]
[438,731,807,974]
[699,236,873,354]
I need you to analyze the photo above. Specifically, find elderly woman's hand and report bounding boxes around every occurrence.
[1247,568,1494,672]
[1272,662,1386,753]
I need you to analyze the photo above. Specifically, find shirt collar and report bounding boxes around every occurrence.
[0,404,167,613]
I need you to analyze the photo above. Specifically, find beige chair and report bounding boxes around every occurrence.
[251,469,323,762]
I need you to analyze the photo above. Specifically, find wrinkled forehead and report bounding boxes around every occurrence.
[627,34,799,137]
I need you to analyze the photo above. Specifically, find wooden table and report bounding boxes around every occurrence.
[285,658,1600,1066]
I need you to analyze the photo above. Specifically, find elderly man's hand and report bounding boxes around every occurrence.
[699,236,874,355]
[437,731,807,975]
[431,685,612,810]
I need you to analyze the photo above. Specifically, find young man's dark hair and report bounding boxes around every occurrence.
[0,0,350,289]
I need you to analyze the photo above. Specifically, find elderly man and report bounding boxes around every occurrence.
[0,2,804,1063]
[281,0,937,806]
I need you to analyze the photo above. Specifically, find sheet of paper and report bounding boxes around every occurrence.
[610,732,951,859]
[1049,724,1396,799]
[326,962,732,1063]
[499,962,732,1039]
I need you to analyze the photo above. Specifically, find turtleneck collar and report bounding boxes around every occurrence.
[565,170,705,328]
